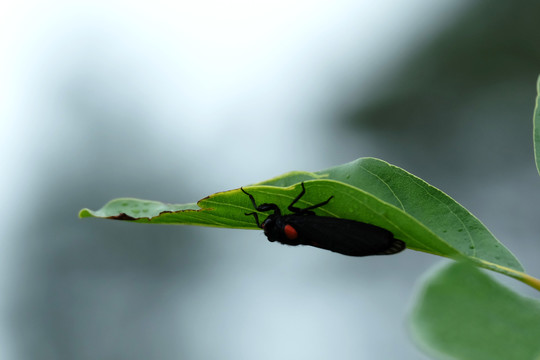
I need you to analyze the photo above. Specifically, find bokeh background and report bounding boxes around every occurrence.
[2,0,540,359]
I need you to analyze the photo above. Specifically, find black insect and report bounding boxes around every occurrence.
[241,182,405,257]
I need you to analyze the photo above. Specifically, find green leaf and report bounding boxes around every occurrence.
[255,158,525,278]
[409,261,540,360]
[534,75,540,177]
[81,157,531,284]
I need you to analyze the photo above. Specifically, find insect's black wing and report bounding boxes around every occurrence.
[284,215,405,257]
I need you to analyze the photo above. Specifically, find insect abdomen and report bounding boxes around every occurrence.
[279,215,405,257]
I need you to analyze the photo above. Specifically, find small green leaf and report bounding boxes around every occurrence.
[409,261,540,360]
[534,75,540,177]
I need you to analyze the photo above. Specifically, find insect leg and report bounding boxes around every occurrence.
[241,187,258,209]
[245,211,262,228]
[256,203,281,214]
[288,182,333,214]
[287,182,307,212]
[299,195,334,213]
[241,187,281,226]
[241,188,281,214]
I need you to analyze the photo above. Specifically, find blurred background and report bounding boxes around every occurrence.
[1,0,540,359]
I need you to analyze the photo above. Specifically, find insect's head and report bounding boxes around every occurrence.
[241,187,298,243]
[260,215,278,242]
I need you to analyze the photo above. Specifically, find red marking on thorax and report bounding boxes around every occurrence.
[284,224,298,240]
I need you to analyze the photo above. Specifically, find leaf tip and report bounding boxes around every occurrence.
[78,208,94,219]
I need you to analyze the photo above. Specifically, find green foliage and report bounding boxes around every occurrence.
[81,158,525,281]
[80,76,540,359]
[410,262,540,360]
[534,76,540,177]
[407,76,540,359]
